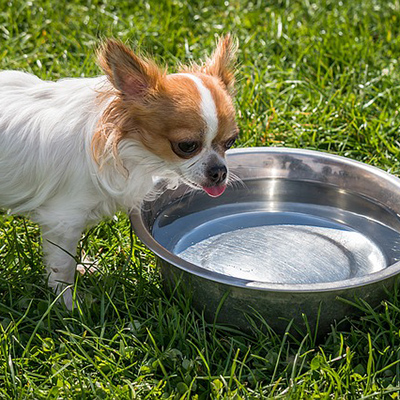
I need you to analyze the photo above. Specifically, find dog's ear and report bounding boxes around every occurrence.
[203,34,238,92]
[98,39,164,99]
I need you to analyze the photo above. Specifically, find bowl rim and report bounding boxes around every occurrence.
[130,147,400,293]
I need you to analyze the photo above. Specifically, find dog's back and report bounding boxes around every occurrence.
[0,70,42,88]
[0,71,104,214]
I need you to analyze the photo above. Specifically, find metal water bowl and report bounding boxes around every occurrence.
[130,148,400,334]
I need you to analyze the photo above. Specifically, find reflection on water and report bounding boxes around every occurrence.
[176,221,385,284]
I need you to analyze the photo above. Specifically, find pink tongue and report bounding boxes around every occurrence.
[203,185,226,197]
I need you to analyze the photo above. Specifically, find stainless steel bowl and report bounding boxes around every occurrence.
[130,148,400,334]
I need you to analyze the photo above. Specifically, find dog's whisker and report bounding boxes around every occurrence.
[228,172,246,189]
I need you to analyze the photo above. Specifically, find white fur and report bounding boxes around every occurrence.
[0,71,180,308]
[174,73,226,186]
[179,73,218,144]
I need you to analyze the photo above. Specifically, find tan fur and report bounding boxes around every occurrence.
[180,34,238,93]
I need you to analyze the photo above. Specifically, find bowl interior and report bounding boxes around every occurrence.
[153,178,400,285]
[134,148,400,289]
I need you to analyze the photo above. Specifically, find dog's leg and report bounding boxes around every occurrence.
[41,223,85,310]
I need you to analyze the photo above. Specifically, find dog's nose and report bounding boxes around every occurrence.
[207,165,227,185]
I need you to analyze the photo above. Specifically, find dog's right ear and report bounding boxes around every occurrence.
[202,34,238,93]
[98,39,164,100]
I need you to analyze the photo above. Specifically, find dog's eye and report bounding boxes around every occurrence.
[225,136,237,150]
[171,141,201,158]
[178,141,199,153]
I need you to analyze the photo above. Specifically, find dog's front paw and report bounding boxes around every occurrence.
[54,285,79,311]
[62,287,75,310]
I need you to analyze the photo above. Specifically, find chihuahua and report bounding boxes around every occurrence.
[0,35,238,308]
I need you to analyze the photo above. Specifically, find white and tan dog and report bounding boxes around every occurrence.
[0,36,238,308]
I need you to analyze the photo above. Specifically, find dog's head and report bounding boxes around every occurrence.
[95,35,238,197]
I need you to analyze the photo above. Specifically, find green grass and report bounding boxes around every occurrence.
[2,0,400,398]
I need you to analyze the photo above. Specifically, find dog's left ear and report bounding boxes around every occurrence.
[203,34,238,92]
[98,39,164,100]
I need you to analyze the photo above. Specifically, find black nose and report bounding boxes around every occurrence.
[207,165,227,185]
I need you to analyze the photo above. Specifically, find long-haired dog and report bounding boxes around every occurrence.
[0,35,238,308]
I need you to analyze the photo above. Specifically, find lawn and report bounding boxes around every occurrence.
[1,0,400,398]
